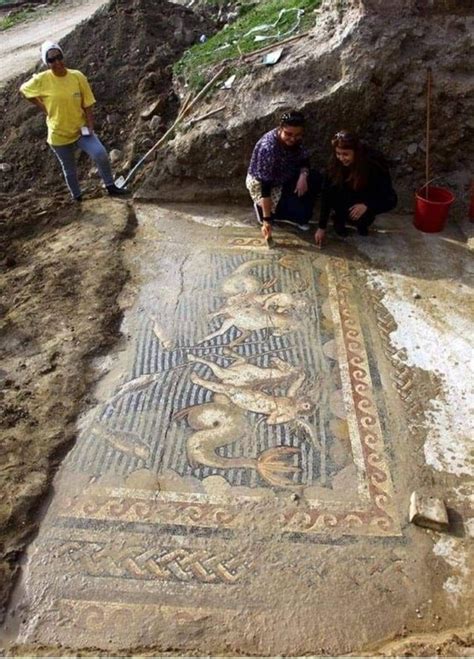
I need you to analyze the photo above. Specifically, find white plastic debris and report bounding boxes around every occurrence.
[263,48,283,65]
[221,74,236,90]
[244,8,304,43]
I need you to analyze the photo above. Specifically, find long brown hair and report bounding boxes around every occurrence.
[328,130,369,190]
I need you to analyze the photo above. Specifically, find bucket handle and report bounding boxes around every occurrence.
[419,176,442,199]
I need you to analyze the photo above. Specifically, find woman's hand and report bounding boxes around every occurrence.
[262,220,272,241]
[294,172,308,197]
[314,228,325,248]
[349,203,368,221]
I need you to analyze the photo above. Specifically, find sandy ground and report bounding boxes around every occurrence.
[0,0,107,88]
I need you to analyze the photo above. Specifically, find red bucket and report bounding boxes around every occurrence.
[414,186,455,233]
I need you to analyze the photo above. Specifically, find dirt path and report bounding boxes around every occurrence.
[0,0,107,87]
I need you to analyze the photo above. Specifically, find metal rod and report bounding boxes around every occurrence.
[425,67,432,201]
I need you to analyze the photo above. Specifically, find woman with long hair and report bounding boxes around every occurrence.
[314,131,397,246]
[20,40,128,202]
[246,111,320,243]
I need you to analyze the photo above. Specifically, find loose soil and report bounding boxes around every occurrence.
[0,193,134,621]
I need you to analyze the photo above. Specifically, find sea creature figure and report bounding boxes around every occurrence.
[175,394,300,488]
[151,314,174,350]
[187,351,302,389]
[91,422,150,460]
[190,370,316,425]
[201,259,308,345]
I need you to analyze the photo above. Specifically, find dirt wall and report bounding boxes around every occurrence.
[137,1,473,215]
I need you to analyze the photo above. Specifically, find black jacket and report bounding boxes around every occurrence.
[319,151,397,229]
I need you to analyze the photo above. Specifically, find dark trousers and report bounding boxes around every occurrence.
[330,192,396,235]
[334,208,376,236]
[255,171,322,226]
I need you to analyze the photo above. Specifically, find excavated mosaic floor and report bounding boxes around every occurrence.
[12,205,450,654]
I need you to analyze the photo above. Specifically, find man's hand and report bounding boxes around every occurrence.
[349,203,368,221]
[29,97,47,115]
[294,172,308,197]
[314,228,326,248]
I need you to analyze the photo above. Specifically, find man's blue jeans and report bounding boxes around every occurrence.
[50,134,114,199]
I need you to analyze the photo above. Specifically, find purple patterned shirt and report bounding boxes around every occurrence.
[248,128,309,185]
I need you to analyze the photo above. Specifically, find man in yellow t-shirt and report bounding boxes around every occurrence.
[20,40,128,201]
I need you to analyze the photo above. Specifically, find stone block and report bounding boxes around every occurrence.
[409,491,449,531]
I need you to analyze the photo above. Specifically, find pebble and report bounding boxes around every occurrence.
[140,98,164,120]
[0,162,12,172]
[150,115,163,133]
[109,149,122,164]
[407,143,418,155]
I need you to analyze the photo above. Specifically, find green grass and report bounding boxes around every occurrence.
[0,7,34,30]
[175,0,321,88]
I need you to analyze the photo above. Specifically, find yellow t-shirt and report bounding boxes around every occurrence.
[20,69,96,146]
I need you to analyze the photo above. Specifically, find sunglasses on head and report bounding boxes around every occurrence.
[334,131,350,140]
[47,53,63,64]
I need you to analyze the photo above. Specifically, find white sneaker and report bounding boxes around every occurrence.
[279,218,310,231]
[253,202,263,226]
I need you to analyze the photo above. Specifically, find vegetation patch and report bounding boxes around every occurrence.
[0,7,34,31]
[175,0,321,87]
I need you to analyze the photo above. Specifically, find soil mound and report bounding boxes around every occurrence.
[137,0,474,213]
[0,0,214,196]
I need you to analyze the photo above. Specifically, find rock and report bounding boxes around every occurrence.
[409,491,449,532]
[109,149,122,164]
[413,292,422,300]
[138,72,160,94]
[150,115,163,134]
[106,113,120,126]
[140,97,165,120]
[182,28,196,46]
[407,143,418,155]
[139,138,154,151]
[0,163,12,173]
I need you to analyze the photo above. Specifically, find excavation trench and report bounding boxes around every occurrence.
[2,202,472,655]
